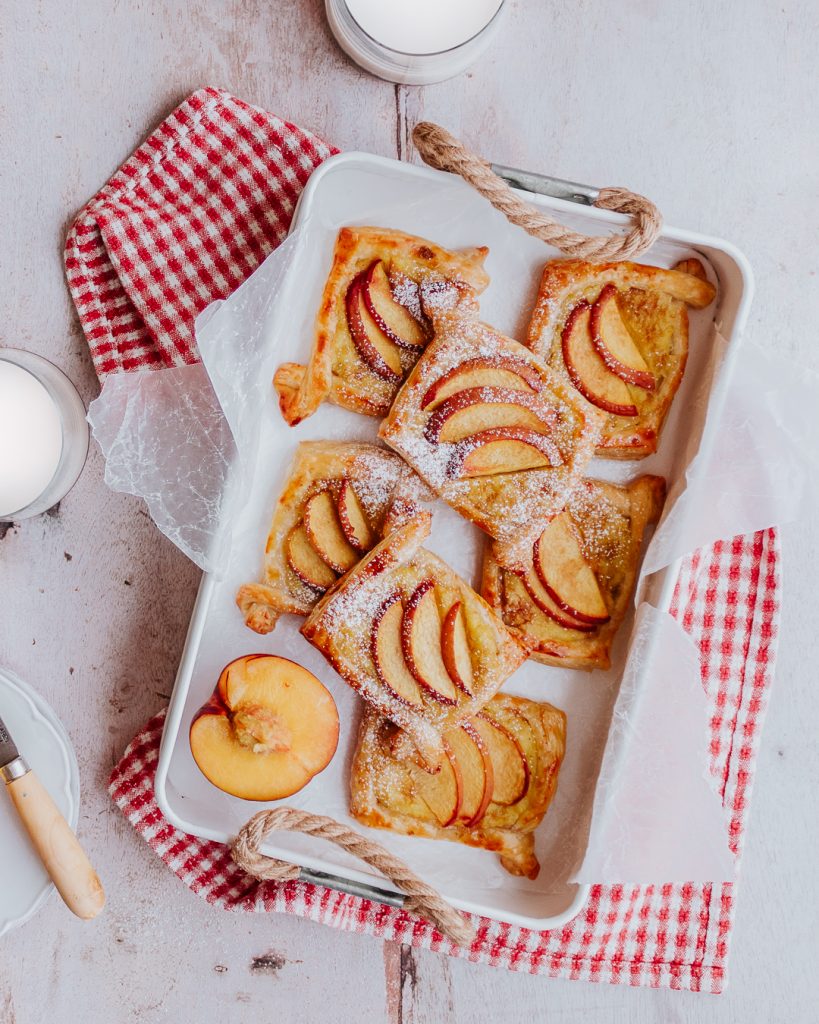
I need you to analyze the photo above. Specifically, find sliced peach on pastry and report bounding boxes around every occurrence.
[410,743,462,826]
[345,270,403,382]
[303,489,360,575]
[420,356,544,411]
[483,704,545,823]
[190,654,339,801]
[388,269,432,331]
[590,284,656,391]
[519,566,597,632]
[336,478,375,553]
[561,301,638,417]
[473,714,529,806]
[447,721,493,827]
[447,427,562,479]
[286,525,338,593]
[401,579,459,705]
[440,601,474,696]
[371,592,424,709]
[363,260,428,351]
[424,386,558,444]
[534,514,610,625]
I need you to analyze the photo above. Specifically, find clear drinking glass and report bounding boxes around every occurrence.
[325,0,506,86]
[0,349,89,521]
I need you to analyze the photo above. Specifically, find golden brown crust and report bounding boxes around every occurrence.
[301,515,529,770]
[274,227,490,426]
[236,441,415,634]
[273,362,392,418]
[527,258,716,459]
[481,475,666,670]
[235,583,283,634]
[350,695,566,879]
[378,286,603,567]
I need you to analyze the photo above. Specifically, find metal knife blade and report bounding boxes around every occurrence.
[0,713,19,768]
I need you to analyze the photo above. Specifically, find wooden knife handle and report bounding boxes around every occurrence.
[7,770,105,920]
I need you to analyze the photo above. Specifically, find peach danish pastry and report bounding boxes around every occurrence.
[482,476,666,670]
[379,280,602,566]
[236,441,420,634]
[527,258,716,458]
[274,227,489,425]
[350,693,566,879]
[300,513,528,770]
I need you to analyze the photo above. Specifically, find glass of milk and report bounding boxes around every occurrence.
[325,0,506,85]
[0,350,89,522]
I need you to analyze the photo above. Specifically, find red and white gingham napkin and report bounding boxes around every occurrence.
[65,88,336,376]
[67,89,780,993]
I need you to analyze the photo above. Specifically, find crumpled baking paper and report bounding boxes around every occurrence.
[572,605,735,883]
[87,363,235,571]
[86,186,816,889]
[642,335,819,575]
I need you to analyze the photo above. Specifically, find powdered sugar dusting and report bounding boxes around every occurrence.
[420,276,480,321]
[319,564,395,645]
[388,269,427,327]
[565,481,632,582]
[349,448,402,520]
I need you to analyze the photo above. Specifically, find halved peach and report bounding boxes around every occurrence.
[371,592,424,709]
[401,579,458,705]
[590,284,656,391]
[303,489,359,575]
[533,514,610,625]
[447,721,493,826]
[286,525,337,593]
[420,357,544,411]
[473,715,529,806]
[336,479,375,553]
[190,655,339,801]
[447,427,562,479]
[561,301,638,416]
[363,261,428,351]
[441,601,474,695]
[424,386,558,444]
[345,270,403,382]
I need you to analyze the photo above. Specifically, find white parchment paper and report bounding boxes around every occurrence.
[87,159,815,898]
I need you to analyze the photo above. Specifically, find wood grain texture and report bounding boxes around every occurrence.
[1,0,818,1021]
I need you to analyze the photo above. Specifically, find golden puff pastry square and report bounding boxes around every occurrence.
[481,475,666,670]
[378,280,603,567]
[350,693,567,880]
[527,258,716,459]
[301,513,528,771]
[274,226,490,426]
[236,441,421,635]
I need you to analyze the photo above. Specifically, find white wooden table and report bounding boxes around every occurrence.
[1,2,817,1020]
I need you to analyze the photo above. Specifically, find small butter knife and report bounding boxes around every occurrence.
[0,712,105,920]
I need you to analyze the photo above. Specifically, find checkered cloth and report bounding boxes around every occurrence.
[68,89,781,993]
[65,88,335,376]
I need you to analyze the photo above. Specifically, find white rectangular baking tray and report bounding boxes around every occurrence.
[155,152,753,931]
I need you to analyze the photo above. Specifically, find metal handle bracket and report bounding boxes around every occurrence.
[490,163,600,206]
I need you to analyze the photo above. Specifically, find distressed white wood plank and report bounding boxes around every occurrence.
[0,1,399,1021]
[400,0,819,1018]
[0,0,817,1021]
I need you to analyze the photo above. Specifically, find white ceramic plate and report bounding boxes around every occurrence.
[0,666,80,936]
